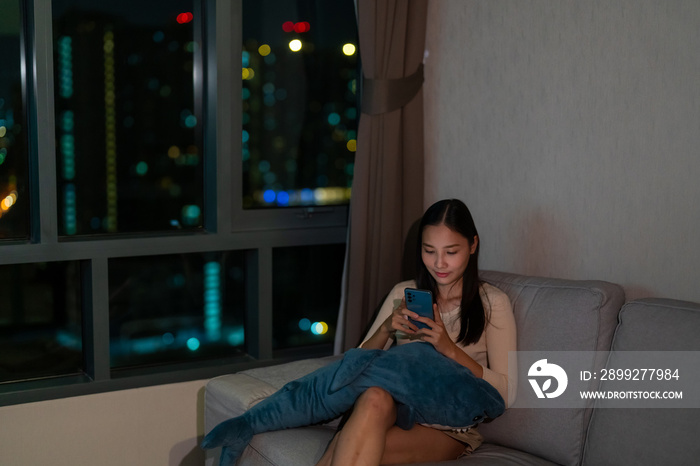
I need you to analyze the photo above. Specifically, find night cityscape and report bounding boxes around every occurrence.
[0,0,28,241]
[0,0,356,380]
[241,0,358,208]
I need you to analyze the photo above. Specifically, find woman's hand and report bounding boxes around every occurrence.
[382,298,423,334]
[412,304,484,378]
[413,304,459,360]
[361,297,423,350]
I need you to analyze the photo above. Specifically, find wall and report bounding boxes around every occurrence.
[424,0,700,302]
[0,380,207,465]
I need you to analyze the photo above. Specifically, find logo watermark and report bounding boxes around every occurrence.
[528,359,568,398]
[510,351,700,409]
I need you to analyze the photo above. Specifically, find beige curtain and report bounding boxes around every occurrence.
[337,0,428,352]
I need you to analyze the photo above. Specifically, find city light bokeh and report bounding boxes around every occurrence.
[241,0,359,209]
[0,0,29,240]
[109,250,249,369]
[272,244,345,348]
[0,261,83,383]
[52,0,203,236]
[288,39,303,52]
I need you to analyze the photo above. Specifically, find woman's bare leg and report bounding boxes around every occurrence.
[316,431,339,466]
[317,387,397,466]
[316,386,465,466]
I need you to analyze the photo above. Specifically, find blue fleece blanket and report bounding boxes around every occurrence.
[201,342,505,465]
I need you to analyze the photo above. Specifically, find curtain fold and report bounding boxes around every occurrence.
[336,0,428,352]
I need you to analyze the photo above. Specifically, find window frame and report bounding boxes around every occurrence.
[223,0,351,231]
[0,0,351,407]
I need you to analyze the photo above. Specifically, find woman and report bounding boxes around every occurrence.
[317,199,516,465]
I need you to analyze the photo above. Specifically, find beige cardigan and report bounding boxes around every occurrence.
[360,279,517,408]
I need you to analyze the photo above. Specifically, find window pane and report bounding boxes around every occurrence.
[272,244,345,349]
[109,251,248,369]
[0,0,30,240]
[0,262,82,383]
[52,0,204,236]
[242,0,358,208]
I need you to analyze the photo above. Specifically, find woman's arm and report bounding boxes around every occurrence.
[480,287,517,407]
[359,292,398,349]
[438,336,485,378]
[360,316,395,349]
[359,282,419,350]
[414,305,485,378]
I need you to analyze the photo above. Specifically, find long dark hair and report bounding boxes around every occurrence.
[415,199,486,345]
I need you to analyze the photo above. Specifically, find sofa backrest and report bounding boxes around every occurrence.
[582,298,700,466]
[478,271,625,466]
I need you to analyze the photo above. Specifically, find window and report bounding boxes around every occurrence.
[272,244,346,349]
[0,0,29,241]
[53,0,204,235]
[0,261,82,383]
[109,251,248,369]
[0,0,356,406]
[241,0,358,209]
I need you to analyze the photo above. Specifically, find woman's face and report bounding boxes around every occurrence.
[421,223,477,292]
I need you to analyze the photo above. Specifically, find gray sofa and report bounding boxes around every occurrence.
[204,271,700,465]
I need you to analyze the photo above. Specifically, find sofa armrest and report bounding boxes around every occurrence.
[204,354,343,433]
[205,373,278,431]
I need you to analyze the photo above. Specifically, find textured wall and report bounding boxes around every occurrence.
[0,380,207,466]
[424,0,700,302]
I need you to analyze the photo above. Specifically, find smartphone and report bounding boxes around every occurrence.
[404,288,434,330]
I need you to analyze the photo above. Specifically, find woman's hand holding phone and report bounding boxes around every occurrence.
[414,303,460,359]
[401,287,461,359]
[382,297,419,334]
[383,288,433,334]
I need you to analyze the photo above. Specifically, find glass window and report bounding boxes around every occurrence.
[0,261,82,383]
[0,0,355,403]
[242,0,358,208]
[109,251,248,369]
[0,0,30,241]
[272,243,345,349]
[52,0,204,236]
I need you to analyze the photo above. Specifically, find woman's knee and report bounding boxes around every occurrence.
[355,387,396,419]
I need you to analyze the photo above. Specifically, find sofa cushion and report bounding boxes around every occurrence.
[478,271,625,466]
[239,355,343,390]
[236,426,335,466]
[582,298,700,466]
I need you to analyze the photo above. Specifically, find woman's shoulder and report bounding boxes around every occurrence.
[479,281,512,313]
